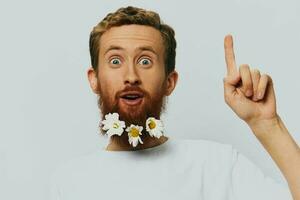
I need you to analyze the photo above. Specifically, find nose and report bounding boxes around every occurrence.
[124,63,141,86]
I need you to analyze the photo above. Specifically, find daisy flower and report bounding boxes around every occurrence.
[146,117,164,139]
[126,125,143,147]
[101,113,125,137]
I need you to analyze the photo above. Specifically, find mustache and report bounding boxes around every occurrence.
[115,85,149,99]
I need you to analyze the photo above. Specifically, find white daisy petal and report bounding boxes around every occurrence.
[126,124,143,147]
[139,126,143,133]
[111,112,119,120]
[132,138,138,147]
[101,112,125,137]
[106,129,115,137]
[104,113,112,120]
[145,117,164,139]
[119,121,126,128]
[138,137,143,144]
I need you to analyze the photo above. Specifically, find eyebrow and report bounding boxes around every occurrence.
[138,46,158,56]
[104,45,124,55]
[104,45,158,57]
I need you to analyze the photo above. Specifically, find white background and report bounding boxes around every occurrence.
[0,0,299,199]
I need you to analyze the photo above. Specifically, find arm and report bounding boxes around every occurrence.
[248,116,300,200]
[223,34,300,200]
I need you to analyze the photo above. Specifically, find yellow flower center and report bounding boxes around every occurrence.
[130,128,140,137]
[149,119,156,129]
[113,123,119,129]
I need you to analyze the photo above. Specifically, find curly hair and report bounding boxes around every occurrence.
[89,6,176,76]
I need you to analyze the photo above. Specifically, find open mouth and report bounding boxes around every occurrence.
[120,92,144,106]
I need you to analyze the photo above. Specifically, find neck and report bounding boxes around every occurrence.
[105,133,169,151]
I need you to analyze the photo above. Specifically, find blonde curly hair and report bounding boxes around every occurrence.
[89,6,176,76]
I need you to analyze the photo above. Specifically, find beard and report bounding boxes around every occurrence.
[97,81,168,138]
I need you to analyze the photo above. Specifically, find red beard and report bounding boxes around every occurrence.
[97,83,167,136]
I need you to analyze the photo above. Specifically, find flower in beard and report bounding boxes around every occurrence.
[146,117,164,139]
[126,124,144,147]
[101,113,125,137]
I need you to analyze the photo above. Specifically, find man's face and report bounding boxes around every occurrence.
[88,24,177,132]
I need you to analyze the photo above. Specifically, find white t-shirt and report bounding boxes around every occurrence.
[50,138,293,200]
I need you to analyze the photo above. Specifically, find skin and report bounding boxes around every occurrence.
[87,25,178,151]
[87,24,300,199]
[224,35,300,200]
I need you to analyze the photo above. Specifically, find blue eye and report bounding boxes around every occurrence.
[110,58,121,65]
[139,58,151,66]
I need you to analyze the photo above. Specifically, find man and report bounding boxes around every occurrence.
[50,6,300,200]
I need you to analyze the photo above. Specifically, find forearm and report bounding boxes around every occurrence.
[248,115,300,200]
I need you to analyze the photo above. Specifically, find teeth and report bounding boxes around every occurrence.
[124,95,139,99]
[126,95,138,97]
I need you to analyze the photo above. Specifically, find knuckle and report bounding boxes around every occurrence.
[224,92,231,102]
[239,64,250,70]
[244,81,253,90]
[251,68,261,75]
[261,73,269,80]
[224,96,231,105]
[253,86,258,93]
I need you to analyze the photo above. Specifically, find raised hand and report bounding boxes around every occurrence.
[223,35,300,200]
[223,35,278,126]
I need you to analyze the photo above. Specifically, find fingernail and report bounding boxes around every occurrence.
[257,92,263,99]
[246,90,252,97]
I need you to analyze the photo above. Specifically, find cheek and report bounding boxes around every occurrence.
[97,75,119,99]
[142,74,166,95]
[97,62,123,97]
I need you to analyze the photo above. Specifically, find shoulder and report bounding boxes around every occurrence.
[172,138,235,154]
[50,150,102,183]
[170,137,237,165]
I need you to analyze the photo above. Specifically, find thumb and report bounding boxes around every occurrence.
[223,73,241,98]
[264,75,276,105]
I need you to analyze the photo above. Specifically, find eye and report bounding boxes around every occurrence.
[138,58,152,66]
[110,58,121,65]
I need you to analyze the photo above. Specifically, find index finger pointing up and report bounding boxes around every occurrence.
[224,34,237,76]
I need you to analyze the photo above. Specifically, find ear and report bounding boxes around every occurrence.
[87,67,100,94]
[165,70,178,96]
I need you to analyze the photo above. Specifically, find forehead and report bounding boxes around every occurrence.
[100,24,164,56]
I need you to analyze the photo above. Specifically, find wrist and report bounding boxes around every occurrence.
[247,114,283,139]
[247,114,280,129]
